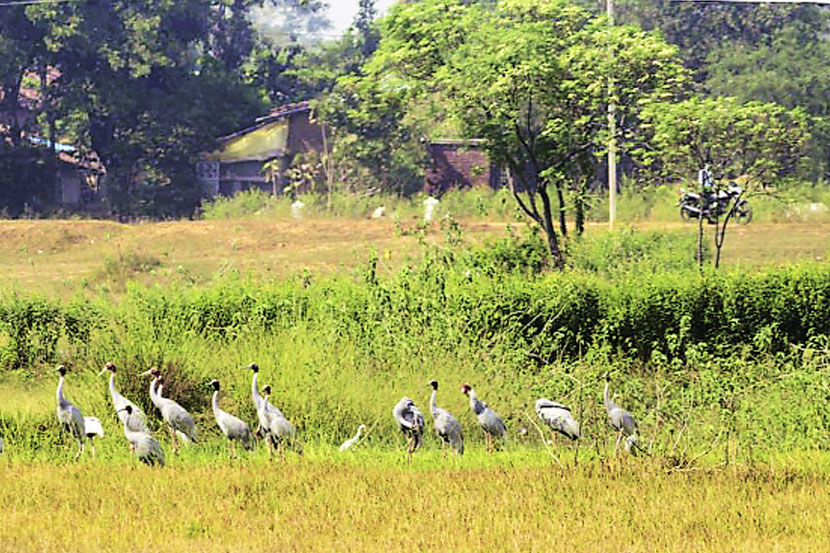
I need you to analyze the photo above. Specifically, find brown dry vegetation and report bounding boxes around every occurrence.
[2,461,829,553]
[2,219,830,296]
[0,219,510,294]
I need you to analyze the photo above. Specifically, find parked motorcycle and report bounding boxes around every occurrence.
[679,184,752,224]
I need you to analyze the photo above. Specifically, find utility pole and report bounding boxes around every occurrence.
[607,0,617,231]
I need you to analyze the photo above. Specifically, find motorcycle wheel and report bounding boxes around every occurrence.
[735,203,753,225]
[680,207,694,222]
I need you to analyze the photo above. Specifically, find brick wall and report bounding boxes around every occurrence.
[425,141,501,195]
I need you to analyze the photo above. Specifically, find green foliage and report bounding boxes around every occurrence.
[567,227,700,276]
[705,27,830,181]
[613,0,826,77]
[367,0,687,263]
[639,96,810,187]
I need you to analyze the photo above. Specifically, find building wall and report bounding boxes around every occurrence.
[425,142,501,195]
[287,111,325,155]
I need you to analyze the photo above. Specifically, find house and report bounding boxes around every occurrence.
[424,139,504,195]
[197,101,326,197]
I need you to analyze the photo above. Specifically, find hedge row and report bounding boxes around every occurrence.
[2,261,830,371]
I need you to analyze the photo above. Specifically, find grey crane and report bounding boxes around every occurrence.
[55,365,102,459]
[339,424,367,452]
[246,363,296,458]
[260,384,297,459]
[535,399,580,441]
[392,397,425,463]
[140,368,198,451]
[535,398,580,464]
[461,384,505,452]
[603,373,640,455]
[100,361,149,434]
[210,379,254,455]
[429,380,463,457]
[119,405,165,467]
[246,363,266,438]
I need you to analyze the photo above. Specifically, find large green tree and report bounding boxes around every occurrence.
[368,0,685,267]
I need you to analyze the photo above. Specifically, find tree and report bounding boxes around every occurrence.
[610,0,827,80]
[639,96,810,267]
[300,0,433,197]
[369,0,685,267]
[705,26,830,181]
[21,0,269,217]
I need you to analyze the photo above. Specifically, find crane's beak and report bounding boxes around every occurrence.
[98,368,108,376]
[139,369,154,376]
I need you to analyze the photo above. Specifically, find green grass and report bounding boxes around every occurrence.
[5,193,830,551]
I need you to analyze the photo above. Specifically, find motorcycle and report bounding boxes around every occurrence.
[679,183,752,224]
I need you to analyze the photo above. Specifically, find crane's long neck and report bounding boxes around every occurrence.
[604,380,614,410]
[109,373,120,402]
[212,390,220,416]
[469,390,484,415]
[251,371,261,405]
[430,388,438,416]
[149,376,161,407]
[57,375,66,405]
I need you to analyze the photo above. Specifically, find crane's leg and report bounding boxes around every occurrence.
[485,432,491,453]
[90,437,96,458]
[169,426,178,454]
[614,429,623,456]
[75,438,84,460]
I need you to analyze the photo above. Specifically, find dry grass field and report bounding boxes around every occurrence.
[2,460,830,553]
[2,218,829,296]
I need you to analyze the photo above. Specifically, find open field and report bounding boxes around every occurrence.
[3,457,830,553]
[4,214,830,552]
[2,218,830,296]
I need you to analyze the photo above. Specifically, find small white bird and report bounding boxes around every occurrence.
[339,424,367,452]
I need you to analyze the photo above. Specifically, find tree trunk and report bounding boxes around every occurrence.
[575,178,586,236]
[554,180,568,237]
[696,205,705,269]
[539,185,564,269]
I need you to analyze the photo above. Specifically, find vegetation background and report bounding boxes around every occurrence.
[3,1,830,551]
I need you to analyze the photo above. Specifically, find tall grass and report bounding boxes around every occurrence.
[3,228,830,460]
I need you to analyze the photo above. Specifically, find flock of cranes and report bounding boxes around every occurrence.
[35,362,641,465]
